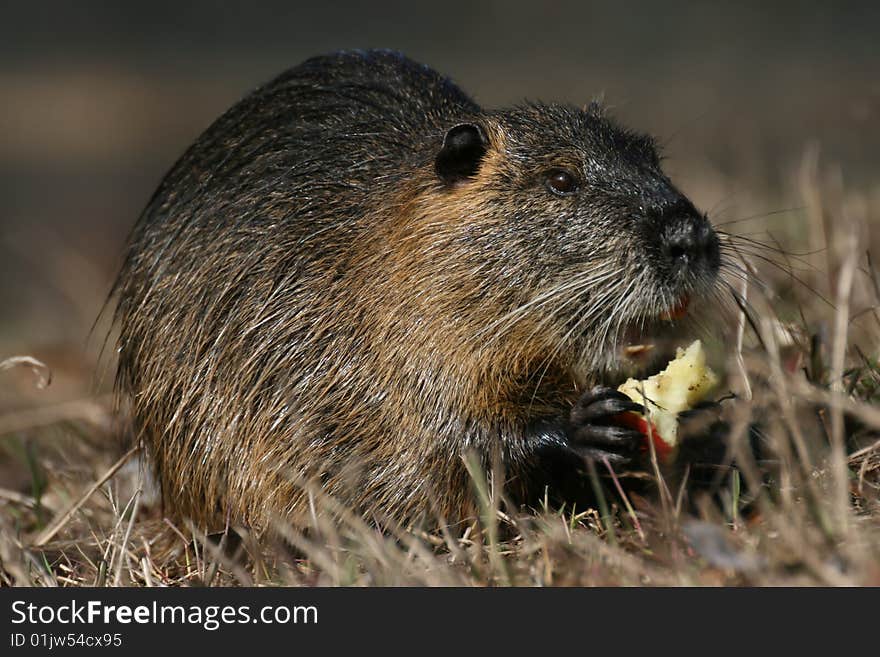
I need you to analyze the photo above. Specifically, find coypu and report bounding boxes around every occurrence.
[112,49,721,531]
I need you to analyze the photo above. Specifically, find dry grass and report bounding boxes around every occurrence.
[1,156,879,587]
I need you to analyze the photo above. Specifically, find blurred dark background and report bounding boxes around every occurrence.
[1,1,878,402]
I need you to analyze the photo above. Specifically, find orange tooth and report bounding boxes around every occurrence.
[660,296,689,321]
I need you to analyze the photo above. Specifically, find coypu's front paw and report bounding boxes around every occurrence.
[567,386,645,465]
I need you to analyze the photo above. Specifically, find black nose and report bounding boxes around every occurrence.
[661,213,719,275]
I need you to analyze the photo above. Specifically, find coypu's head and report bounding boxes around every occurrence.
[427,102,720,376]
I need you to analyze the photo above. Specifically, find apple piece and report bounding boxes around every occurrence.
[616,340,718,451]
[611,411,674,460]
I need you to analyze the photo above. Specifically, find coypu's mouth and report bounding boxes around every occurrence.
[619,294,692,369]
[658,294,690,322]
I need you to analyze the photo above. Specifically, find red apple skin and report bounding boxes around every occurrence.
[611,412,674,461]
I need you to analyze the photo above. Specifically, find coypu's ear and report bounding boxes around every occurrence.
[435,123,488,185]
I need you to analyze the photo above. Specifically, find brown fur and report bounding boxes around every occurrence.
[112,50,720,532]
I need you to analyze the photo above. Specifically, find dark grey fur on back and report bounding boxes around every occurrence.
[113,49,721,529]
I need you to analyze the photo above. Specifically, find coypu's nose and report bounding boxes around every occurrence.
[660,212,720,277]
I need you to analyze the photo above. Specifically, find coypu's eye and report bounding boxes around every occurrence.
[546,169,579,196]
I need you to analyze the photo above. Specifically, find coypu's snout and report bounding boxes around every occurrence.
[658,211,720,282]
[642,195,720,298]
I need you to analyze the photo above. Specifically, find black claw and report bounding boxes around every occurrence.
[573,423,643,448]
[573,446,632,465]
[571,386,643,422]
[587,385,627,402]
[564,385,648,466]
[571,396,644,424]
